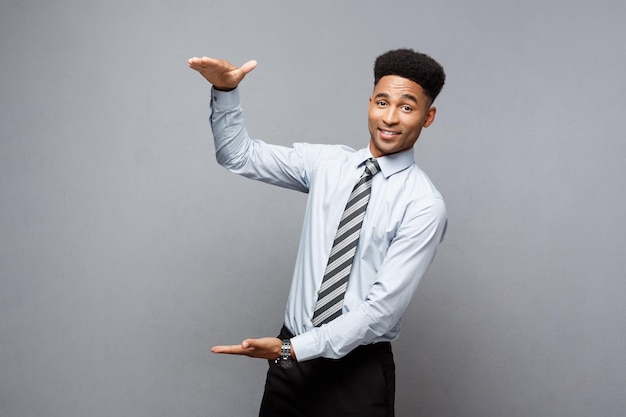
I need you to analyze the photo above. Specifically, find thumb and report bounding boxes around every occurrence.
[240,60,258,75]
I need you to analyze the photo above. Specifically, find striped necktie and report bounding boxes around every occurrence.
[311,158,380,326]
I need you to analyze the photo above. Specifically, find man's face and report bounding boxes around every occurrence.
[367,75,436,158]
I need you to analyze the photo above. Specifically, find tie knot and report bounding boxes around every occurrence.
[363,158,380,177]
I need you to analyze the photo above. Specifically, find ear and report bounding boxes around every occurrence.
[423,106,437,128]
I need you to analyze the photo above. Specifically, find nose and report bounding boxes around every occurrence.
[382,106,399,125]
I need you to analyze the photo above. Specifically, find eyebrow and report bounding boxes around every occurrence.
[374,92,419,104]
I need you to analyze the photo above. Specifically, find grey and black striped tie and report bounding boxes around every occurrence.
[311,158,380,326]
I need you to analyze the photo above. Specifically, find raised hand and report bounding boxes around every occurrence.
[188,56,257,91]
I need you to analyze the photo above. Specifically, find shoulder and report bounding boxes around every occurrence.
[406,163,443,196]
[403,164,447,218]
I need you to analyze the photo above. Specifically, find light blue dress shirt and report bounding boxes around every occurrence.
[210,87,447,361]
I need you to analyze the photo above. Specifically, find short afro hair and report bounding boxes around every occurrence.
[374,48,446,103]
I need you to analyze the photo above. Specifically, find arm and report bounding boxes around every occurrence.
[291,196,447,361]
[189,56,312,191]
[207,88,311,191]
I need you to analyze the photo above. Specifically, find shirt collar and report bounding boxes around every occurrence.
[357,147,415,179]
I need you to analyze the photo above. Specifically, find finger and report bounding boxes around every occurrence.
[188,57,217,70]
[211,344,250,355]
[187,56,208,68]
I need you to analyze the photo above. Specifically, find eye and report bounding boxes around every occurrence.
[377,101,388,107]
[401,105,412,112]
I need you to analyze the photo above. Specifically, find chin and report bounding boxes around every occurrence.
[373,143,397,157]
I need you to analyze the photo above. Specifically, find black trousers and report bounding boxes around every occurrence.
[259,326,395,417]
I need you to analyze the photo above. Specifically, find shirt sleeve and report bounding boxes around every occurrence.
[291,195,447,361]
[210,87,310,192]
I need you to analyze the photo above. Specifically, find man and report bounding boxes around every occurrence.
[188,48,447,417]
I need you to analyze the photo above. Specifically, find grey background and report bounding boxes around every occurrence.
[1,0,625,416]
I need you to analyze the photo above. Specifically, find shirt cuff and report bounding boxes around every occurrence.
[290,330,321,362]
[211,86,241,111]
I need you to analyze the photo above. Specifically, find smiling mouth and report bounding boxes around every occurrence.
[379,128,399,140]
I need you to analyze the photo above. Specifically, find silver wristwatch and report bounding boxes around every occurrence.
[275,339,294,369]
